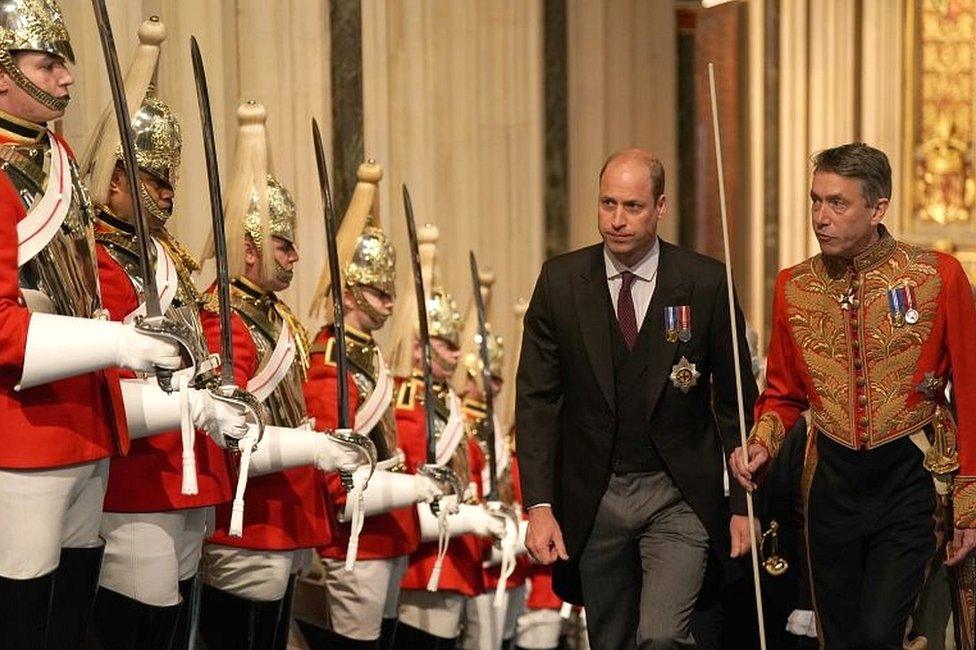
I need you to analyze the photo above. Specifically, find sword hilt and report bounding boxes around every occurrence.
[485,500,519,547]
[331,430,377,491]
[134,314,199,393]
[208,382,266,452]
[419,463,464,516]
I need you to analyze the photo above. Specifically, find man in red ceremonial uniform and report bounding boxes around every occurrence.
[0,2,185,646]
[455,304,529,650]
[730,142,976,648]
[195,101,364,650]
[391,225,507,649]
[394,359,501,649]
[297,161,442,649]
[82,18,250,648]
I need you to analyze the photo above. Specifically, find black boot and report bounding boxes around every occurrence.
[46,544,105,649]
[378,617,398,650]
[391,622,457,650]
[294,621,377,649]
[171,577,197,650]
[91,587,180,650]
[272,575,296,650]
[198,584,282,650]
[0,572,55,649]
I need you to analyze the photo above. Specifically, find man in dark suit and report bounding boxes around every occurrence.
[516,149,759,649]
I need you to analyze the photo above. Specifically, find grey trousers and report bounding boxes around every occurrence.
[578,471,709,650]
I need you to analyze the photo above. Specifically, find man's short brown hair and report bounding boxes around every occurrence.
[599,150,666,201]
[812,143,891,205]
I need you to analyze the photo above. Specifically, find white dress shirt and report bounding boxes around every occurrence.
[604,238,660,330]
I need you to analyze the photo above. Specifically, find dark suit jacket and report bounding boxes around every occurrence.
[515,240,759,603]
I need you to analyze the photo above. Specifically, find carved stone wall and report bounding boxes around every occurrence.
[903,0,976,276]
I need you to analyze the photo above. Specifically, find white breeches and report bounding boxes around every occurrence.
[461,592,507,650]
[515,607,564,649]
[98,507,212,606]
[202,544,308,602]
[0,459,108,579]
[503,584,526,640]
[398,588,466,639]
[462,585,526,650]
[318,555,408,640]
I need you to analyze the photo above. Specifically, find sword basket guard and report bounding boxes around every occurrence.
[134,314,199,393]
[208,382,267,452]
[331,430,377,491]
[418,463,464,516]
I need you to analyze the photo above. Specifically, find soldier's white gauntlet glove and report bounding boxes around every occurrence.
[486,517,528,566]
[18,313,182,390]
[340,469,443,521]
[418,501,506,542]
[190,390,249,448]
[119,378,246,445]
[247,425,365,477]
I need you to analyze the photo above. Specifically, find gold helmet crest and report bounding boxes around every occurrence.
[426,287,462,347]
[202,101,298,281]
[246,173,297,249]
[462,327,504,379]
[389,223,461,376]
[309,159,395,323]
[0,0,73,112]
[82,16,177,224]
[126,90,181,191]
[346,226,396,298]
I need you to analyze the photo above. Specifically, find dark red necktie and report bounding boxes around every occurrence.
[617,271,638,350]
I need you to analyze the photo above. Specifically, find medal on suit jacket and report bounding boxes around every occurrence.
[670,356,699,393]
[665,305,692,343]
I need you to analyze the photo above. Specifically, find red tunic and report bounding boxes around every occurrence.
[303,327,422,561]
[524,564,562,610]
[0,130,127,469]
[750,233,976,527]
[400,392,488,597]
[96,243,233,511]
[201,300,333,550]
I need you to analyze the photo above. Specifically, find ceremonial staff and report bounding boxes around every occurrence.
[91,0,194,392]
[707,61,767,648]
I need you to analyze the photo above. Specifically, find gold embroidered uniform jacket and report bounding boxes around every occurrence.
[749,229,976,527]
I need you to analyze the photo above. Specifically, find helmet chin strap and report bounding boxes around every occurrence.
[350,284,385,324]
[270,258,293,287]
[139,183,172,224]
[0,51,69,113]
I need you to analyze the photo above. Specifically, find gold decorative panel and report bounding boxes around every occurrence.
[903,0,976,279]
